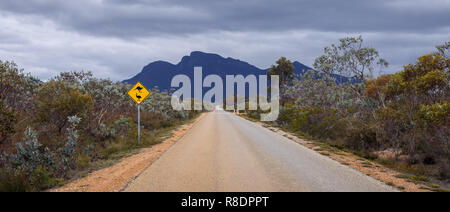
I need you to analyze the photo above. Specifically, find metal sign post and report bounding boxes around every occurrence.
[127,82,150,145]
[138,104,140,144]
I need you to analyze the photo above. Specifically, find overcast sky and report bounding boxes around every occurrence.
[0,0,449,80]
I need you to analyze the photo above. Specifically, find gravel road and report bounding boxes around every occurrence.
[125,110,397,192]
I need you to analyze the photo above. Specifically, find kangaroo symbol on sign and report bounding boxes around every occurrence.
[135,86,143,93]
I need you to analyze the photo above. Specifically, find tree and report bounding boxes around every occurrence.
[313,36,389,115]
[285,70,338,108]
[36,81,93,133]
[80,78,131,136]
[267,57,294,88]
[0,60,40,112]
[386,54,449,106]
[385,53,449,124]
[365,75,391,107]
[313,36,388,82]
[381,53,449,155]
[267,57,294,105]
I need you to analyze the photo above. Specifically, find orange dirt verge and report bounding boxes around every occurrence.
[50,113,206,192]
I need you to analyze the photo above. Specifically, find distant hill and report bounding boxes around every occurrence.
[123,51,356,92]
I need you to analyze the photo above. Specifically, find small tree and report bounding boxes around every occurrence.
[36,81,93,133]
[267,57,295,105]
[365,75,391,108]
[381,53,449,155]
[58,116,81,173]
[386,53,449,122]
[267,57,295,89]
[313,36,389,115]
[2,127,56,180]
[0,60,40,112]
[313,36,388,82]
[81,78,131,136]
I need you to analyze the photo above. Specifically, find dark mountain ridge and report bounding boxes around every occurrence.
[123,51,356,92]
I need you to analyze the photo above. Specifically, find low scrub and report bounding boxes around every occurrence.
[0,65,199,191]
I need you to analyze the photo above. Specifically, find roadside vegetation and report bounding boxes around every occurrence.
[246,38,449,184]
[0,66,198,191]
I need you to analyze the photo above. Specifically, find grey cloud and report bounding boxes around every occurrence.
[0,0,448,81]
[0,0,449,38]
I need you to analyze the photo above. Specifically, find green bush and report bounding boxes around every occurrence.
[113,116,132,136]
[277,107,296,126]
[290,106,340,139]
[29,166,62,191]
[0,166,61,192]
[0,168,32,192]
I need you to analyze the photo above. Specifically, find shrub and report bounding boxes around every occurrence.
[0,168,32,192]
[276,107,296,127]
[80,78,132,136]
[57,116,81,173]
[380,54,449,158]
[283,106,342,140]
[0,100,15,144]
[365,75,391,106]
[36,81,93,133]
[6,128,56,175]
[0,127,58,192]
[0,166,60,192]
[419,102,450,126]
[0,60,40,112]
[140,112,172,130]
[98,123,115,140]
[76,155,91,169]
[29,166,61,191]
[345,118,379,150]
[142,89,189,121]
[114,116,132,136]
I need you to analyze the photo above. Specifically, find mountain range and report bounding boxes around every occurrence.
[123,51,356,92]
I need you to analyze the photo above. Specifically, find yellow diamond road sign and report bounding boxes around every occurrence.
[127,82,150,104]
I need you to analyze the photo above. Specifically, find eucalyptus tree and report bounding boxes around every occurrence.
[313,36,389,116]
[267,57,295,105]
[0,60,41,112]
[313,36,388,82]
